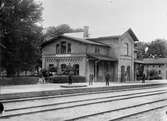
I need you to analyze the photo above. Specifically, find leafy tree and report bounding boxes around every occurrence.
[0,0,43,76]
[135,39,167,59]
[146,39,167,58]
[135,41,148,59]
[44,24,83,40]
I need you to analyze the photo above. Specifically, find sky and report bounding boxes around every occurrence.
[38,0,167,42]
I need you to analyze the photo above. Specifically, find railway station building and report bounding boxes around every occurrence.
[41,27,139,82]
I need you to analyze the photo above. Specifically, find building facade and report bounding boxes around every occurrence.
[41,28,139,82]
[143,58,167,79]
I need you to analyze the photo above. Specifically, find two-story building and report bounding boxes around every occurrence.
[41,28,139,82]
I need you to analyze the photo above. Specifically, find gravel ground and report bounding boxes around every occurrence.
[114,106,167,121]
[1,107,167,121]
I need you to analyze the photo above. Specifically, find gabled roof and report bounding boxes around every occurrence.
[126,28,139,42]
[88,35,120,41]
[41,28,139,48]
[88,28,139,42]
[41,35,110,48]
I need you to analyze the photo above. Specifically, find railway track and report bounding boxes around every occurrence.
[67,98,167,121]
[0,85,167,120]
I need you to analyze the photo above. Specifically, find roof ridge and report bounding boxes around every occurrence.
[61,35,109,46]
[41,35,110,48]
[88,35,120,40]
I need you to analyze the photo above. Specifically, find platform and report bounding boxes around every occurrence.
[0,80,167,94]
[0,80,167,100]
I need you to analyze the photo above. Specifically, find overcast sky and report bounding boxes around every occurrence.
[38,0,167,42]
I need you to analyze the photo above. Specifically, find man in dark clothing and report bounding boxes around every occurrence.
[105,73,110,86]
[89,74,94,85]
[142,73,145,83]
[68,71,73,85]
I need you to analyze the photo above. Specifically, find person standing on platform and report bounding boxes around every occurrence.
[142,73,145,83]
[68,70,73,85]
[89,74,94,85]
[105,73,110,86]
[38,75,45,84]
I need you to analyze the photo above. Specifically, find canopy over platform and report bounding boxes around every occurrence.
[87,54,117,61]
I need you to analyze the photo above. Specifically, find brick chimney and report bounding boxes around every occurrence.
[83,26,89,38]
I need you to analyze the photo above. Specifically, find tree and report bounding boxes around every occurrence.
[0,0,43,76]
[44,24,83,40]
[146,39,167,58]
[135,41,148,59]
[135,39,167,59]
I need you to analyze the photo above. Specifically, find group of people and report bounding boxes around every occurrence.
[89,73,111,86]
[38,75,46,84]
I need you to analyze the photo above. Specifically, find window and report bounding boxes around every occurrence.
[49,64,54,68]
[67,43,71,53]
[61,64,66,73]
[61,41,66,54]
[73,64,79,75]
[159,70,161,74]
[56,44,60,54]
[123,43,128,55]
[95,47,100,54]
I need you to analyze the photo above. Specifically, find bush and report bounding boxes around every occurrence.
[0,77,39,86]
[47,75,86,83]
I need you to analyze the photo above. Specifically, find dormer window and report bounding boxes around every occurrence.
[56,41,71,54]
[95,47,100,54]
[61,41,66,54]
[67,43,71,53]
[56,44,60,54]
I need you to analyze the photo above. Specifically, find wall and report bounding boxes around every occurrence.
[144,64,167,79]
[117,33,135,82]
[42,33,136,82]
[94,38,120,58]
[86,44,108,56]
[90,33,135,82]
[42,38,86,55]
[42,37,109,81]
[42,38,108,56]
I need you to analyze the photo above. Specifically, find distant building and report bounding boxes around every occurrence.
[143,58,167,79]
[41,27,139,82]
